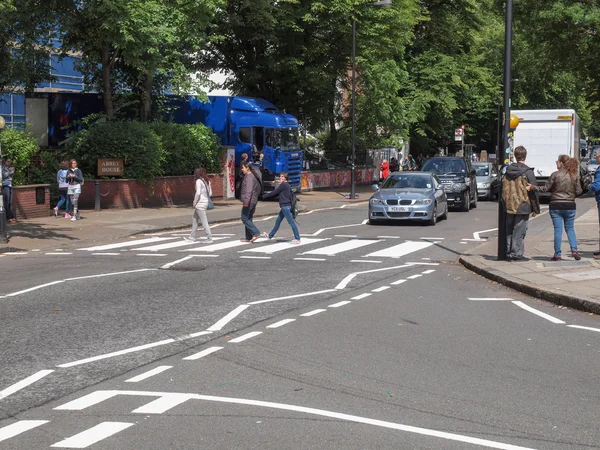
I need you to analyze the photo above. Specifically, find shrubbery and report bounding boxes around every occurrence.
[0,127,39,185]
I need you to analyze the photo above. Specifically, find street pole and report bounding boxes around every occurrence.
[497,0,513,261]
[0,115,8,243]
[350,18,357,201]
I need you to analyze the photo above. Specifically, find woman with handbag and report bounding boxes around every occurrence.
[66,159,84,221]
[185,168,213,243]
[54,161,70,217]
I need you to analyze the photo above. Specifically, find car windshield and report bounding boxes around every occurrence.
[381,174,432,189]
[472,164,489,176]
[422,159,466,174]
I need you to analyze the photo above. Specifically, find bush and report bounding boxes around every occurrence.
[0,127,39,185]
[67,121,165,183]
[149,122,222,175]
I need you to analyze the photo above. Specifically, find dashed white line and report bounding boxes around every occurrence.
[161,255,195,269]
[207,305,250,331]
[125,366,172,383]
[422,269,436,274]
[183,347,223,361]
[229,331,263,343]
[512,301,565,324]
[391,279,406,285]
[0,370,54,400]
[45,252,73,255]
[407,274,422,279]
[266,319,296,329]
[300,309,326,317]
[240,256,272,260]
[137,253,167,257]
[351,260,382,263]
[294,257,326,261]
[351,293,372,300]
[469,298,514,301]
[328,301,351,308]
[377,236,401,239]
[50,422,134,448]
[91,253,120,256]
[189,331,212,338]
[4,252,27,255]
[567,325,600,333]
[372,286,390,293]
[0,421,49,443]
[248,289,336,306]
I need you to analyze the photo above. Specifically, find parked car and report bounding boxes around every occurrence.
[368,172,448,225]
[584,145,600,175]
[421,156,477,211]
[472,162,499,200]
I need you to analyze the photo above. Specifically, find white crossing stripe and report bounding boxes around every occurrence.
[229,331,263,343]
[372,286,390,292]
[364,241,433,259]
[302,239,380,256]
[50,422,134,448]
[183,346,223,360]
[329,301,351,308]
[135,237,226,251]
[240,238,326,254]
[512,301,565,324]
[300,309,326,317]
[0,420,49,443]
[132,394,191,414]
[181,239,251,252]
[351,293,372,300]
[125,366,172,383]
[266,319,296,329]
[0,369,54,400]
[78,237,175,251]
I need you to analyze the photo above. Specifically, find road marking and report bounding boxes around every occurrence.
[377,235,401,239]
[134,238,224,251]
[50,422,134,448]
[300,309,326,317]
[4,252,27,255]
[364,241,433,259]
[248,289,337,305]
[422,269,436,274]
[240,256,272,259]
[420,237,444,240]
[137,253,167,256]
[335,234,358,238]
[351,293,372,300]
[512,301,565,324]
[207,305,250,331]
[567,325,600,333]
[266,319,296,329]
[351,260,382,263]
[91,253,120,256]
[189,330,212,338]
[303,239,380,256]
[301,223,365,236]
[229,331,263,343]
[132,394,191,414]
[468,298,514,301]
[329,301,351,308]
[294,257,326,261]
[79,237,175,251]
[0,369,54,400]
[45,252,72,255]
[391,279,406,285]
[240,238,326,254]
[0,421,49,443]
[182,239,250,252]
[183,347,224,361]
[372,286,390,292]
[125,366,172,383]
[335,264,413,290]
[473,228,497,241]
[161,255,195,269]
[407,274,422,279]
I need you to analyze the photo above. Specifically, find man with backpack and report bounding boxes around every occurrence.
[261,172,301,244]
[502,145,540,260]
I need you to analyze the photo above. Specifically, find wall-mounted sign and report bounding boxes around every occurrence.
[97,159,124,176]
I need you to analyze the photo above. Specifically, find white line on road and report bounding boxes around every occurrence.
[248,289,336,305]
[137,253,167,257]
[4,252,27,255]
[421,270,436,274]
[377,236,401,239]
[294,257,326,261]
[469,298,514,301]
[50,422,134,448]
[0,421,49,443]
[512,301,565,324]
[301,223,365,236]
[45,252,73,255]
[300,309,326,317]
[391,279,406,285]
[189,330,212,338]
[372,286,390,292]
[473,228,497,241]
[91,253,120,256]
[336,264,413,290]
[240,256,272,259]
[407,274,422,279]
[183,347,223,361]
[207,305,250,331]
[79,236,175,251]
[334,234,358,238]
[160,255,195,269]
[328,301,351,308]
[351,260,382,263]
[125,366,172,383]
[364,240,433,259]
[229,331,263,343]
[132,394,191,414]
[266,319,296,329]
[0,370,54,401]
[567,325,600,333]
[420,237,444,240]
[351,293,372,300]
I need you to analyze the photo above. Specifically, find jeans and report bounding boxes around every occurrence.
[241,204,260,240]
[549,209,578,257]
[56,189,70,212]
[191,208,212,239]
[505,213,529,259]
[269,206,300,240]
[2,186,14,220]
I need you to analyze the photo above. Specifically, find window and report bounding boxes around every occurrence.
[239,127,251,144]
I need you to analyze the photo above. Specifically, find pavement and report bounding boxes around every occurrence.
[3,184,600,315]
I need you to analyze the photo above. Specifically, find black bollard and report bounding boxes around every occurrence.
[95,180,100,211]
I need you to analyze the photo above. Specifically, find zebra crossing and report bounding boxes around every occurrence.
[75,234,440,261]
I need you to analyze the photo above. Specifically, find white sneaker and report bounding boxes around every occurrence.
[291,239,301,245]
[261,232,270,240]
[70,216,78,222]
[183,236,195,242]
[203,239,213,244]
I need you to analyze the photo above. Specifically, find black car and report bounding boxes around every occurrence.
[421,157,477,211]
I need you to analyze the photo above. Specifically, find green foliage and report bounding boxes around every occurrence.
[0,127,39,185]
[149,122,222,175]
[67,121,165,183]
[25,150,65,205]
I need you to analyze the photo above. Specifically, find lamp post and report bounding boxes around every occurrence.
[0,115,7,243]
[350,0,393,201]
[497,0,515,260]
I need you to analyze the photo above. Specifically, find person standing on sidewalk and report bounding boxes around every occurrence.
[66,159,84,221]
[54,161,70,217]
[502,146,540,261]
[261,172,301,244]
[1,157,15,223]
[185,168,213,243]
[529,155,582,261]
[380,159,389,182]
[240,161,262,242]
[587,150,600,259]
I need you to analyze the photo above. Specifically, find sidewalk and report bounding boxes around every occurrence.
[0,186,373,252]
[460,197,600,315]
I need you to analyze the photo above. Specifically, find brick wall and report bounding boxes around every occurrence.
[12,184,50,220]
[77,174,225,210]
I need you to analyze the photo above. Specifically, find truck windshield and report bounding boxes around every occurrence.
[279,129,299,151]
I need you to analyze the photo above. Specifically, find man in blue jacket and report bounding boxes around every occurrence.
[587,150,600,259]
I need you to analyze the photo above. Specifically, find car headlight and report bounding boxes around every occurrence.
[413,199,432,205]
[453,183,466,192]
[478,183,490,189]
[370,198,384,205]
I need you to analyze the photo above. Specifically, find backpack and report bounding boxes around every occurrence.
[502,174,530,214]
[290,189,298,219]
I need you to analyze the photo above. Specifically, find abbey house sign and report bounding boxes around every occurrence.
[97,159,124,176]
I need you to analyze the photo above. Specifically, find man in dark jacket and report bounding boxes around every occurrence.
[587,150,600,258]
[502,146,540,260]
[239,162,262,242]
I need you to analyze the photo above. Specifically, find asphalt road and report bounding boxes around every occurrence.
[2,200,600,449]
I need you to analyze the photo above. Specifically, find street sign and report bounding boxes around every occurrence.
[454,128,463,141]
[97,159,124,176]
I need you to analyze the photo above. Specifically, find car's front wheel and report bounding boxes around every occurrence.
[428,203,437,226]
[460,191,470,212]
[470,189,478,208]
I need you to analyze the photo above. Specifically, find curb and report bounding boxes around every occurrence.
[459,255,600,315]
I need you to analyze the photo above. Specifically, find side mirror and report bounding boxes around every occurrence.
[371,183,380,191]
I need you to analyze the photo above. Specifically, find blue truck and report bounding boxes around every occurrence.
[171,96,303,195]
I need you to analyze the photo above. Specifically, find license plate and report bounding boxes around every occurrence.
[388,206,407,212]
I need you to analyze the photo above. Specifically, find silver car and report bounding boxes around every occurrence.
[584,146,600,175]
[368,172,448,225]
[473,162,499,200]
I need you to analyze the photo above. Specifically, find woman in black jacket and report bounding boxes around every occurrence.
[261,172,301,244]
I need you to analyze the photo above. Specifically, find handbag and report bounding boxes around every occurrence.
[207,198,214,210]
[67,184,81,195]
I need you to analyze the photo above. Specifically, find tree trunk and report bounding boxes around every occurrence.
[139,70,154,122]
[100,47,114,120]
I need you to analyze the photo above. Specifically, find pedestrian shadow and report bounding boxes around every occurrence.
[5,222,80,241]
